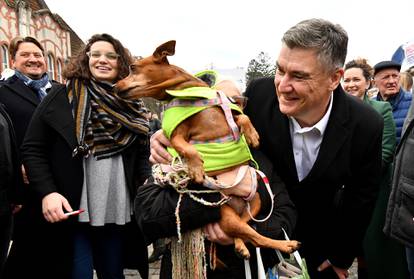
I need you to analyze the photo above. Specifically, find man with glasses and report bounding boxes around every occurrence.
[0,36,59,278]
[373,60,412,144]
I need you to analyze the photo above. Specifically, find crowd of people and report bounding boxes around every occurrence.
[0,17,413,279]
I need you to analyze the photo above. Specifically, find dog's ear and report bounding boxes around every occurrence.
[153,40,176,64]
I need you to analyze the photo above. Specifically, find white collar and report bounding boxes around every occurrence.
[290,93,333,136]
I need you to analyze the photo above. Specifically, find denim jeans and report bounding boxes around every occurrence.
[407,247,414,279]
[72,223,125,279]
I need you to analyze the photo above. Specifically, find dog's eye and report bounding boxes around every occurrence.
[129,64,137,71]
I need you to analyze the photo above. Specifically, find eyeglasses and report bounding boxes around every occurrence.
[86,51,120,61]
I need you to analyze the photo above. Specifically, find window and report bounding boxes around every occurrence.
[47,53,55,80]
[1,45,9,72]
[56,59,62,83]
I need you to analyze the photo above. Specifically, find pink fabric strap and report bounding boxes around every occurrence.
[166,91,240,144]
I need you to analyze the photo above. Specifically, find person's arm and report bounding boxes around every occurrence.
[21,101,72,223]
[134,177,222,244]
[0,105,24,213]
[132,137,152,188]
[255,169,297,240]
[380,102,397,165]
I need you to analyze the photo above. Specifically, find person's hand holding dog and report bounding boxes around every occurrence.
[203,223,233,245]
[150,129,234,246]
[149,129,172,164]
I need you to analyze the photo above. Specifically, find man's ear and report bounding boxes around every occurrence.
[329,68,344,91]
[153,40,176,64]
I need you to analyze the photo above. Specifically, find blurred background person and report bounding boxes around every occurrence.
[384,68,414,279]
[343,58,408,279]
[373,60,412,144]
[400,70,413,93]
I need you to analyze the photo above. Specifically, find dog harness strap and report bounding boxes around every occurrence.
[217,91,240,141]
[243,168,257,202]
[247,169,275,223]
[189,134,235,145]
[166,91,241,144]
[165,97,222,109]
[203,165,250,190]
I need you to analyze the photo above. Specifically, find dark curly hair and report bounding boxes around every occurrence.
[344,58,374,82]
[63,33,133,82]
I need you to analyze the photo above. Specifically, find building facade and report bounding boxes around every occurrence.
[0,0,84,82]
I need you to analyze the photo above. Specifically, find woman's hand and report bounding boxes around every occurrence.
[42,192,73,223]
[149,129,173,164]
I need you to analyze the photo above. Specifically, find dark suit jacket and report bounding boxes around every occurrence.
[244,78,383,272]
[0,104,22,215]
[0,76,43,148]
[0,76,61,219]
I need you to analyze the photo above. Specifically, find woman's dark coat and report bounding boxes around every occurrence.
[15,85,151,279]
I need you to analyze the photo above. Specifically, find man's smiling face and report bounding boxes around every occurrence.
[12,42,47,79]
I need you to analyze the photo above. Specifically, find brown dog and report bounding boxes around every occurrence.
[116,40,299,258]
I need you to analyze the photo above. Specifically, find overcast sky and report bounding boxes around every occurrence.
[46,0,413,72]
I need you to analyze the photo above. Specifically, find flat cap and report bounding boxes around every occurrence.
[374,60,401,75]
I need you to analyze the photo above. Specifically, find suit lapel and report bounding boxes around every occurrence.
[266,102,298,183]
[279,114,298,182]
[41,86,78,150]
[307,86,350,180]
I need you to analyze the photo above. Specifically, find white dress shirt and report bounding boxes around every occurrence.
[289,94,333,181]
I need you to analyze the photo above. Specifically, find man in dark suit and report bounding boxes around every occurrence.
[0,36,57,278]
[242,19,383,278]
[149,18,382,279]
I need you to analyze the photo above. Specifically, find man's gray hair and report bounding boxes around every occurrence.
[282,18,348,72]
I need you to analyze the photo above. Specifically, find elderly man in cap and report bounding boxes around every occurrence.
[373,60,412,144]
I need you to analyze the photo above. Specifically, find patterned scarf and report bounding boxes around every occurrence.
[14,70,50,100]
[68,78,149,160]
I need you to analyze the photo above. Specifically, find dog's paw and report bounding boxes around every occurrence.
[234,238,250,259]
[188,166,205,184]
[245,130,260,148]
[280,241,301,254]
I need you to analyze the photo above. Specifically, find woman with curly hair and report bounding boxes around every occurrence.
[20,33,151,279]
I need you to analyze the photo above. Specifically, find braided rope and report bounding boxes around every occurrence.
[153,157,274,279]
[153,157,230,243]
